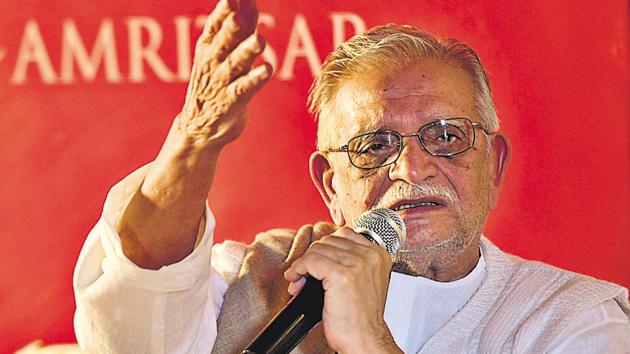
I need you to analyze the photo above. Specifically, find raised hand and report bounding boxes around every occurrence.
[178,0,272,146]
[118,0,272,269]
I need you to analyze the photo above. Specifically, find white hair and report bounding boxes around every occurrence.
[308,24,499,149]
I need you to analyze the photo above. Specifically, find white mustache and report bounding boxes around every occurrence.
[373,182,458,210]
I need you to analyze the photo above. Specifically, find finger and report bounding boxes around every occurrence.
[316,233,392,268]
[285,223,313,264]
[284,250,324,282]
[199,0,237,42]
[196,61,269,102]
[227,63,273,102]
[209,8,258,62]
[233,0,259,34]
[333,227,374,247]
[206,12,240,61]
[284,243,359,281]
[312,222,339,242]
[216,33,265,84]
[307,241,364,267]
[287,277,307,296]
[284,266,305,282]
[316,234,364,252]
[285,252,350,285]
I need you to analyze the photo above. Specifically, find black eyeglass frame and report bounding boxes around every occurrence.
[324,117,493,170]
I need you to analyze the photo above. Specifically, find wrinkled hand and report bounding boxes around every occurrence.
[178,0,272,146]
[284,227,402,353]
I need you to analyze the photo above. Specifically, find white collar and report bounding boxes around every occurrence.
[384,248,487,353]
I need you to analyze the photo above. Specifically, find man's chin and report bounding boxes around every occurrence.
[392,229,478,277]
[402,220,458,250]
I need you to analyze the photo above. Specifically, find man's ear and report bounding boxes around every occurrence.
[488,132,511,209]
[309,152,345,225]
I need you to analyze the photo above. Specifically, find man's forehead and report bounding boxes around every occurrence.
[333,76,384,120]
[330,65,474,132]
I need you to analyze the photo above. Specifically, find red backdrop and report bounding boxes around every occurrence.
[1,0,629,352]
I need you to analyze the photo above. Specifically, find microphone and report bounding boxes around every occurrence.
[242,209,406,354]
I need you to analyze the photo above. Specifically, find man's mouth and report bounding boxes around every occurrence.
[390,198,446,212]
[393,201,441,211]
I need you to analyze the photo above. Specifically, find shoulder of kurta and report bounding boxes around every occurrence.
[482,242,630,352]
[510,258,629,309]
[481,236,628,315]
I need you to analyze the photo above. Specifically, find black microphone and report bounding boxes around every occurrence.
[242,209,406,354]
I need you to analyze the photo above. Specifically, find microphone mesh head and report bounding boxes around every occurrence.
[353,209,406,255]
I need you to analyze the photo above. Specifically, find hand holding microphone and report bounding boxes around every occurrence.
[244,209,406,354]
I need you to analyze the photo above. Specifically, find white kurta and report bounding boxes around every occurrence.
[73,166,630,353]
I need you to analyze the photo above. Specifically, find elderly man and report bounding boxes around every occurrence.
[73,0,630,352]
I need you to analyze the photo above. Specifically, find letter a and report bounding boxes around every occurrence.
[11,20,58,84]
[278,14,321,81]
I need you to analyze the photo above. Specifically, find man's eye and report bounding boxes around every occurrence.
[367,143,388,152]
[437,132,460,143]
[353,137,392,154]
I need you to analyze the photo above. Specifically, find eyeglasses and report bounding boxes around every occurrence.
[324,118,491,170]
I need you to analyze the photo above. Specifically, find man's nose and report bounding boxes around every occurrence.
[388,140,438,184]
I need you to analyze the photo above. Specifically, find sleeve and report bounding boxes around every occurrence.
[549,299,630,354]
[73,164,245,354]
